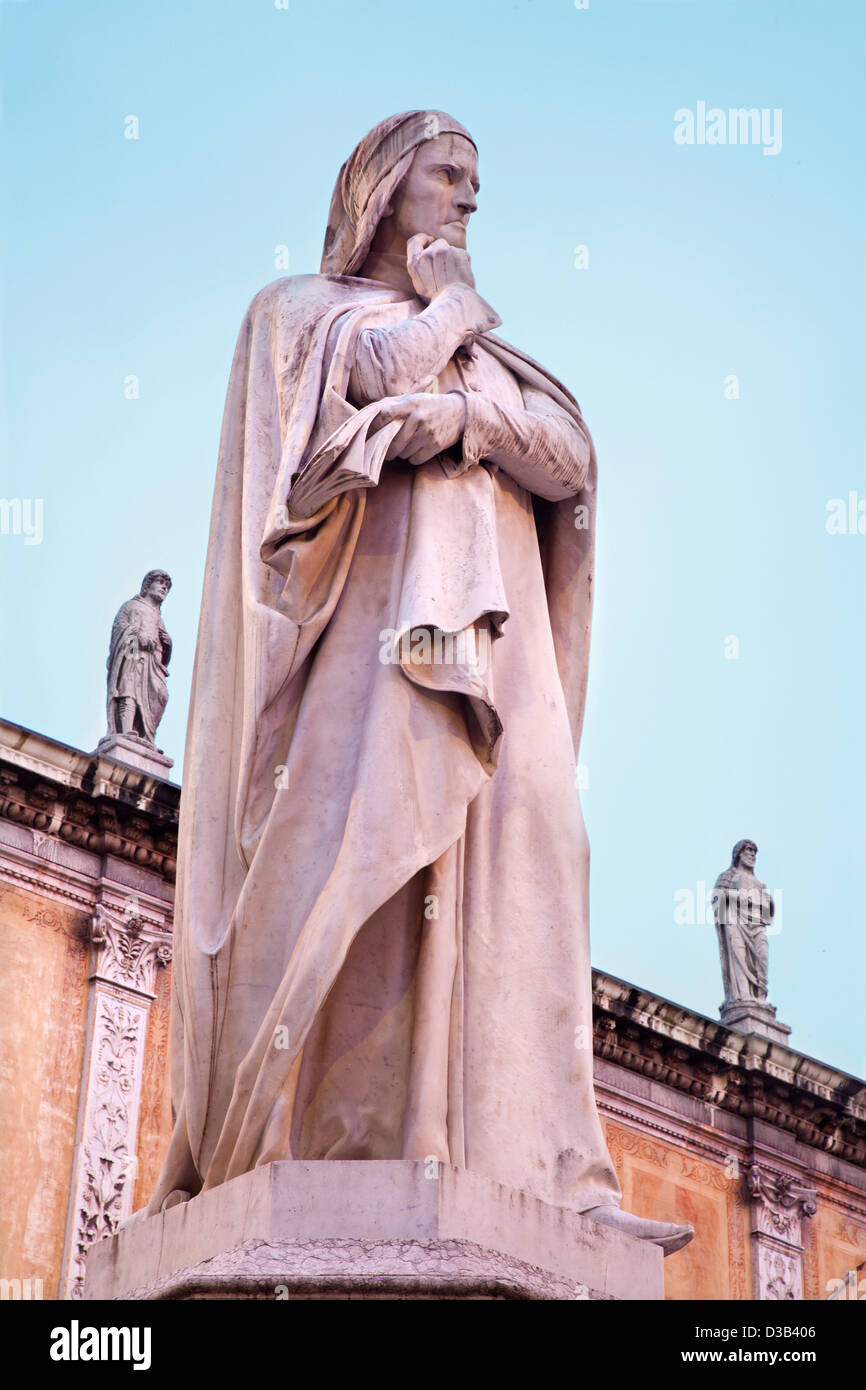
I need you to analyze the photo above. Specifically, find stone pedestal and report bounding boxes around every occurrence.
[95,734,173,778]
[84,1161,662,1301]
[720,1000,791,1045]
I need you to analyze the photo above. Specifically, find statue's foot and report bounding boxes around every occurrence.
[161,1188,192,1211]
[583,1204,694,1256]
[117,1205,148,1231]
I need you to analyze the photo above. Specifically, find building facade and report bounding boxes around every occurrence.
[1,717,863,1301]
[0,720,177,1299]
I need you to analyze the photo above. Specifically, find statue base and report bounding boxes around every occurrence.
[95,734,174,779]
[83,1161,662,1301]
[720,1000,792,1045]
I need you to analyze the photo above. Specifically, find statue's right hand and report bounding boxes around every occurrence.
[407,234,475,300]
[373,392,466,466]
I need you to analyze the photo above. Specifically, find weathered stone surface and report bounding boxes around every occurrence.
[143,108,690,1261]
[85,1160,662,1301]
[720,1000,791,1045]
[95,734,173,779]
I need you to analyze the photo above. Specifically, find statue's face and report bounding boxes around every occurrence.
[388,133,479,249]
[737,843,757,870]
[146,576,171,601]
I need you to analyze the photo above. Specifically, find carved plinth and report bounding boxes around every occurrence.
[84,1161,663,1301]
[721,1000,791,1045]
[95,735,174,778]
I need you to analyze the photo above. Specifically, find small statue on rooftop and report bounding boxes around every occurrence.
[105,570,172,746]
[712,839,775,1006]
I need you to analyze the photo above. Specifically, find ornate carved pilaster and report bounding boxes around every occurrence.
[746,1162,817,1301]
[60,902,171,1299]
[89,902,172,996]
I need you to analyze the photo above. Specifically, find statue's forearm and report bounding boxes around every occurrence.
[456,387,592,502]
[349,284,499,404]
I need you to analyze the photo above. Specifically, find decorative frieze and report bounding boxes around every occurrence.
[0,723,179,880]
[592,971,866,1167]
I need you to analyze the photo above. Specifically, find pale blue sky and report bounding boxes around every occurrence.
[1,0,863,1074]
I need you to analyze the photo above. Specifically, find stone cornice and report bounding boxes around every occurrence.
[592,969,866,1167]
[0,719,179,882]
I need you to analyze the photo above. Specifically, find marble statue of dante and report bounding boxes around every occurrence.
[712,839,775,1006]
[105,570,172,744]
[145,111,692,1252]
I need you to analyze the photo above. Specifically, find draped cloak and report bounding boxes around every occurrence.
[713,867,773,1003]
[105,596,170,742]
[144,267,622,1217]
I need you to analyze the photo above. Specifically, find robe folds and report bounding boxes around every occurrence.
[713,868,773,1003]
[145,271,622,1216]
[105,597,170,742]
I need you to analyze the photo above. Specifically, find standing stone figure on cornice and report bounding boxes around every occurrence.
[713,839,775,1006]
[105,571,173,745]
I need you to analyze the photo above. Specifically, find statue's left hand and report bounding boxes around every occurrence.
[373,392,466,467]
